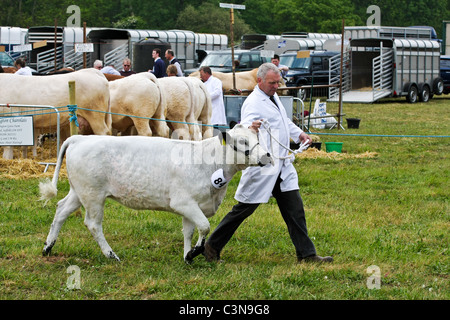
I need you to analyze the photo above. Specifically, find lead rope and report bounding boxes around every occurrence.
[258,119,310,163]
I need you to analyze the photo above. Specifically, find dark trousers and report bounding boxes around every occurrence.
[207,176,317,259]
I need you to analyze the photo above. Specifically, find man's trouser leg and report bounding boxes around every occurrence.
[272,177,317,259]
[206,202,259,254]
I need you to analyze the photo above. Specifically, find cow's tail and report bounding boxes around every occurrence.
[39,137,72,202]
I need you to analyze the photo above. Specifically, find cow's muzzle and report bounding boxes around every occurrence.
[258,153,273,167]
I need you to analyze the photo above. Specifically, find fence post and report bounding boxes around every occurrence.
[68,81,78,135]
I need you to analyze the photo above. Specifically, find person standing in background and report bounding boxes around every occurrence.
[149,48,167,78]
[120,58,136,77]
[14,58,33,76]
[165,49,183,77]
[199,66,227,129]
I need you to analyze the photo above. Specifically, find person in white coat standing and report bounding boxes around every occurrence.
[204,63,333,264]
[199,66,227,128]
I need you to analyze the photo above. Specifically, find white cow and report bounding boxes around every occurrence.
[156,77,195,140]
[109,72,170,138]
[39,124,273,263]
[0,68,111,159]
[181,77,213,140]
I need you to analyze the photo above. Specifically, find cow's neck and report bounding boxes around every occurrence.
[219,139,247,180]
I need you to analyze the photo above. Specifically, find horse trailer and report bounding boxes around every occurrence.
[12,26,227,73]
[329,26,443,103]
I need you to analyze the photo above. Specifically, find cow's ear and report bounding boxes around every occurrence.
[220,131,232,145]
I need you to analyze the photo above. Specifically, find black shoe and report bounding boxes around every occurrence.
[299,255,333,263]
[203,242,220,262]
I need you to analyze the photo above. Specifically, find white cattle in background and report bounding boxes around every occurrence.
[39,124,273,263]
[156,76,196,140]
[0,68,111,159]
[109,72,170,138]
[181,77,213,140]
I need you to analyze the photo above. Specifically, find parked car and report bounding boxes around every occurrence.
[440,55,450,94]
[184,49,270,76]
[280,50,340,99]
[0,51,15,68]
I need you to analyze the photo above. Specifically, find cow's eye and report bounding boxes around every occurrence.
[238,137,247,145]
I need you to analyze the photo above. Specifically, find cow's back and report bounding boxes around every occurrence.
[65,135,214,211]
[0,69,110,134]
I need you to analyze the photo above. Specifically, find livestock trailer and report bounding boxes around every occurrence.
[19,27,227,73]
[87,28,228,72]
[0,26,28,59]
[263,32,342,56]
[25,26,95,73]
[329,26,443,103]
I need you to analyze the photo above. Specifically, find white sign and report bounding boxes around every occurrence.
[75,43,94,53]
[0,116,34,146]
[260,50,275,58]
[13,44,32,52]
[219,3,246,9]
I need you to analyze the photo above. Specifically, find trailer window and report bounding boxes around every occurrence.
[441,59,450,69]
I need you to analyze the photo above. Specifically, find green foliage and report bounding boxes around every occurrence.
[0,0,448,39]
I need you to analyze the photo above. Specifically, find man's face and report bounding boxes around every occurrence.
[199,70,209,82]
[152,50,158,59]
[271,58,280,66]
[258,70,280,97]
[165,50,171,60]
[123,62,130,71]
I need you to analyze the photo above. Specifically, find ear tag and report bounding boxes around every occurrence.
[222,138,226,146]
[211,168,228,189]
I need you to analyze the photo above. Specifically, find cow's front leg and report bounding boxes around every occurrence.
[182,217,196,263]
[177,203,210,264]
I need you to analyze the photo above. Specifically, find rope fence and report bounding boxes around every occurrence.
[1,104,449,139]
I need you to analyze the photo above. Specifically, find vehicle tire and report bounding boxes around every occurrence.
[432,77,444,95]
[418,83,431,102]
[406,83,418,103]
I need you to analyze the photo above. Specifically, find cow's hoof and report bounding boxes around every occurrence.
[107,251,120,261]
[185,244,205,263]
[42,241,55,256]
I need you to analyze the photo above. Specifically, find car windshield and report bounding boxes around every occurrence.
[200,53,237,68]
[0,52,14,67]
[280,55,311,69]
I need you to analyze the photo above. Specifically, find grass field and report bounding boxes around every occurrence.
[0,95,448,303]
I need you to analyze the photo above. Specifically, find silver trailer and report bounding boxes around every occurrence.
[0,26,28,59]
[87,28,228,72]
[264,32,342,56]
[22,27,227,73]
[329,26,443,103]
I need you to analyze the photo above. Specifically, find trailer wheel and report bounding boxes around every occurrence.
[432,77,444,95]
[418,83,431,102]
[406,83,418,103]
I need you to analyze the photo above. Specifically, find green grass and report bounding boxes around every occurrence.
[0,96,449,300]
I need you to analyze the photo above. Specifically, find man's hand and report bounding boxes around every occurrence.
[299,132,312,146]
[249,119,263,133]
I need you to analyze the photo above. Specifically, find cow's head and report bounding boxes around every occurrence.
[222,124,273,167]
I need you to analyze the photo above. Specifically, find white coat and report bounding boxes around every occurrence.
[235,85,303,203]
[204,75,227,125]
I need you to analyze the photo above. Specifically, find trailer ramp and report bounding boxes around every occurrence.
[328,43,394,103]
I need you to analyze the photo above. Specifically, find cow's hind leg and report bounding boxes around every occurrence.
[43,189,81,256]
[83,201,120,261]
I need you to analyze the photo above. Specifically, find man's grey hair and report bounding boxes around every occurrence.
[93,60,103,68]
[257,62,280,80]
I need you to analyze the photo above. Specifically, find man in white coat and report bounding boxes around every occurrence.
[200,66,227,128]
[204,63,333,264]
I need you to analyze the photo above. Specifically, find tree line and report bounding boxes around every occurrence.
[1,0,448,42]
